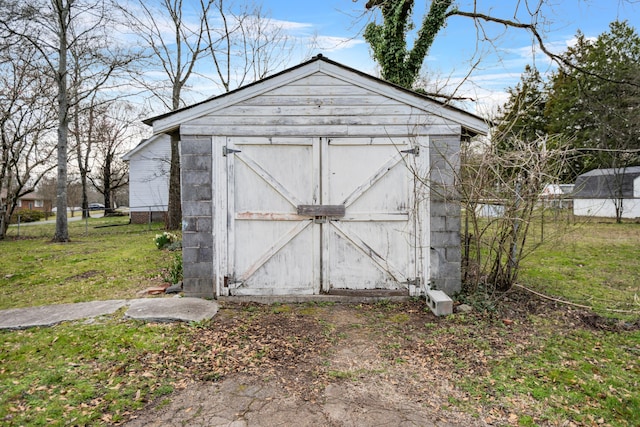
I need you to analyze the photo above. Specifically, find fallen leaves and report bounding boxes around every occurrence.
[3,290,637,426]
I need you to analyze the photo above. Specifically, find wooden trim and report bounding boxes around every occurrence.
[236,212,307,221]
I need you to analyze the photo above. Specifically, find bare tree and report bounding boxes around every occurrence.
[459,135,571,293]
[361,0,640,94]
[123,0,215,230]
[124,0,296,230]
[69,93,95,219]
[203,0,294,93]
[88,102,137,213]
[0,0,141,241]
[0,41,57,239]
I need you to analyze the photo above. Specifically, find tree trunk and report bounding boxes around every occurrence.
[53,0,70,242]
[615,198,623,224]
[74,101,91,219]
[166,131,181,230]
[103,153,113,214]
[0,212,8,239]
[165,75,183,231]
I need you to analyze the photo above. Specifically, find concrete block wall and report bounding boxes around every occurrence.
[180,135,215,298]
[429,136,461,296]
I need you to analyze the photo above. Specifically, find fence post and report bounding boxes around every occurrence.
[148,207,152,230]
[0,209,4,238]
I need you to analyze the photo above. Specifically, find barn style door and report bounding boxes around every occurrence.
[321,137,416,293]
[225,136,417,296]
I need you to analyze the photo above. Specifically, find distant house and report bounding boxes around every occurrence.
[0,189,51,213]
[122,134,171,223]
[540,183,574,209]
[572,166,640,218]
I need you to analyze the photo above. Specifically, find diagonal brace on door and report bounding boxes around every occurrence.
[234,152,303,208]
[237,220,312,283]
[329,221,407,283]
[341,152,407,208]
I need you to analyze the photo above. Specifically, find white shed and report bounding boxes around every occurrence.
[573,166,640,218]
[122,134,171,223]
[143,55,488,300]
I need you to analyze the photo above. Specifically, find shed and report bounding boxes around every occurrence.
[143,55,488,300]
[573,166,640,218]
[122,134,171,223]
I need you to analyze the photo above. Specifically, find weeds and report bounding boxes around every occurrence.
[164,252,183,284]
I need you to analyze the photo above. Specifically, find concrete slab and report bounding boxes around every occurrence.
[0,298,219,330]
[125,297,218,323]
[0,300,129,330]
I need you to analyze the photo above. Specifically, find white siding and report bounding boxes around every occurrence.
[182,72,462,138]
[574,198,640,218]
[127,134,171,212]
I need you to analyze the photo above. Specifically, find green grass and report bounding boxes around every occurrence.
[460,325,640,426]
[0,217,173,309]
[519,220,640,316]
[0,317,190,426]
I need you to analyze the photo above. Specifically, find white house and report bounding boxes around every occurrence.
[142,55,488,303]
[122,133,171,223]
[573,166,640,219]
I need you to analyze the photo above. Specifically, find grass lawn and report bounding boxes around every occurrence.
[0,217,638,426]
[519,219,640,316]
[0,216,171,309]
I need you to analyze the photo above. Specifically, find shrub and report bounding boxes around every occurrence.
[10,210,45,223]
[154,232,178,249]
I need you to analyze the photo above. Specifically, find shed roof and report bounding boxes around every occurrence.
[122,134,170,161]
[573,166,640,198]
[143,54,488,137]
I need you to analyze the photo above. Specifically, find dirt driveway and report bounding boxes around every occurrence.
[124,294,623,426]
[126,301,489,426]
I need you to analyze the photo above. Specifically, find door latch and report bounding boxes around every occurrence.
[223,146,241,157]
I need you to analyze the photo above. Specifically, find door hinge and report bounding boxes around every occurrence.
[407,278,421,287]
[224,276,242,288]
[401,147,420,156]
[223,146,241,157]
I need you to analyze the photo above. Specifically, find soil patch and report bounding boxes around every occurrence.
[67,269,101,281]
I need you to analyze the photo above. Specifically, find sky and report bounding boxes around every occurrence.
[234,0,640,117]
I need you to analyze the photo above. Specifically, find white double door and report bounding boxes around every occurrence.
[226,136,418,295]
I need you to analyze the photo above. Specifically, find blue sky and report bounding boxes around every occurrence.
[249,0,640,116]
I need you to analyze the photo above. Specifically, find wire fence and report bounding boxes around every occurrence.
[3,208,167,239]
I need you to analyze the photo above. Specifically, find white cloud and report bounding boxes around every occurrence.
[313,35,366,52]
[268,18,314,32]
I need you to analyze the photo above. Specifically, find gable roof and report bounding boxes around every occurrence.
[122,134,170,161]
[573,166,640,198]
[143,55,488,136]
[0,189,46,201]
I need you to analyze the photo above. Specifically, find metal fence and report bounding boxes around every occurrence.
[4,208,166,239]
